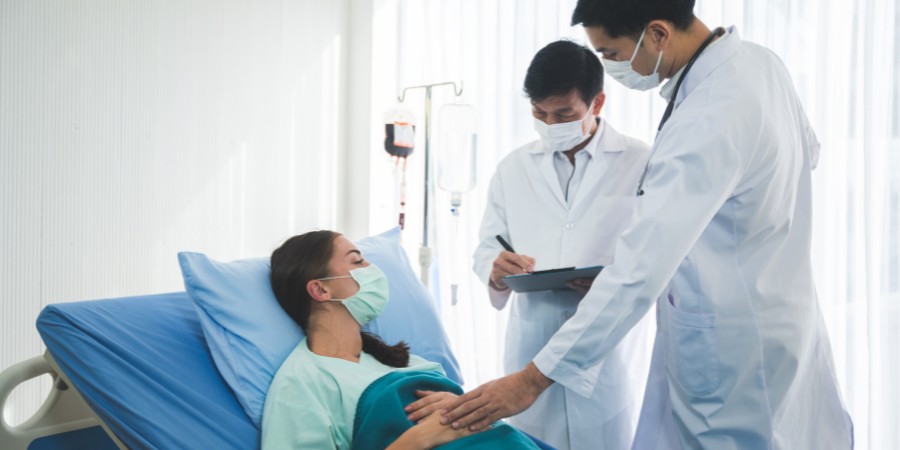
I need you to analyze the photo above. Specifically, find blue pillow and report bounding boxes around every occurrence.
[178,227,462,429]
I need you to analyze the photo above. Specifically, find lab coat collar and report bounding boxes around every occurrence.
[538,150,569,209]
[660,25,741,108]
[659,27,729,101]
[528,118,621,155]
[594,119,627,154]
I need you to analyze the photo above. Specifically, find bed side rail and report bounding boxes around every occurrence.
[0,353,122,449]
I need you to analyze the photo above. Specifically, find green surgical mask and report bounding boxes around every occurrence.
[318,264,389,326]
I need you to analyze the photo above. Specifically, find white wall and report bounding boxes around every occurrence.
[0,0,371,426]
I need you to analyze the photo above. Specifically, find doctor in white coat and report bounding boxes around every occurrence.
[439,1,854,449]
[472,40,653,450]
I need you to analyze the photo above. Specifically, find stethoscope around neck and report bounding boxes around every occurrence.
[636,27,726,197]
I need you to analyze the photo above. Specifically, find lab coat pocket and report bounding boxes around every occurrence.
[504,317,546,374]
[663,297,720,396]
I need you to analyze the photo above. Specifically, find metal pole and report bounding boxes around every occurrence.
[419,86,434,288]
[423,86,432,248]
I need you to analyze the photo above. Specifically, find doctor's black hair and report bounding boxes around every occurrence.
[270,230,411,368]
[523,40,603,107]
[571,0,696,40]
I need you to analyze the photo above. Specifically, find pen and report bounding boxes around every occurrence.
[496,235,516,253]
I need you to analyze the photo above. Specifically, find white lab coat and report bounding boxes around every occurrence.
[532,27,853,450]
[473,119,654,450]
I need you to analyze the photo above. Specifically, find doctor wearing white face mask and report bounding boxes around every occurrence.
[469,40,653,450]
[441,1,853,449]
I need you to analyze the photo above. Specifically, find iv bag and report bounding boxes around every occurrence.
[437,103,477,194]
[384,105,417,158]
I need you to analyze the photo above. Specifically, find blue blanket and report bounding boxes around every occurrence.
[352,371,542,450]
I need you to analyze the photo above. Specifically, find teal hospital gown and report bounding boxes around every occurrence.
[261,338,445,450]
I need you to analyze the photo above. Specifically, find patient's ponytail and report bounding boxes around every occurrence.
[271,230,412,368]
[361,331,410,368]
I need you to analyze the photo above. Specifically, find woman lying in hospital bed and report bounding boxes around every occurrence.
[263,230,540,450]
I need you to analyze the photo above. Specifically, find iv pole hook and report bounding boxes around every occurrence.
[398,81,463,103]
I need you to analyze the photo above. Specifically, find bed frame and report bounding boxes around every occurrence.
[0,351,126,450]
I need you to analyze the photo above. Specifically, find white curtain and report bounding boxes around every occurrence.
[372,0,900,448]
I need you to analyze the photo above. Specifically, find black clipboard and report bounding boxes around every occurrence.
[502,265,604,293]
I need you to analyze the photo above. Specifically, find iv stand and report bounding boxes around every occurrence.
[397,81,463,289]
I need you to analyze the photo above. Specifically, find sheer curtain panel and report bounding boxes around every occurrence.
[372,1,900,448]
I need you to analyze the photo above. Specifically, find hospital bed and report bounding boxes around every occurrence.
[1,291,556,450]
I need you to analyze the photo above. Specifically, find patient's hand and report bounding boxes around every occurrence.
[386,405,489,450]
[404,390,457,423]
[415,409,490,449]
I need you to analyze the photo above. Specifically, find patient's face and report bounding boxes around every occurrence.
[323,236,371,299]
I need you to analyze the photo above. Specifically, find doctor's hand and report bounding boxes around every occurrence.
[439,362,553,432]
[489,251,536,290]
[566,278,594,294]
[404,390,457,423]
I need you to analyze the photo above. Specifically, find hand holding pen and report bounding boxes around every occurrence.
[489,235,536,291]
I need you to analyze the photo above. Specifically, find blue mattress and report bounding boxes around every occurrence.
[37,292,258,450]
[36,292,556,450]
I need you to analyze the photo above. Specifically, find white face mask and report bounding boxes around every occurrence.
[533,101,594,151]
[603,27,663,91]
[318,264,389,326]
